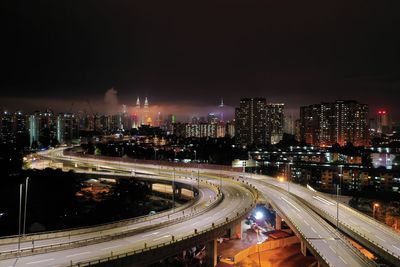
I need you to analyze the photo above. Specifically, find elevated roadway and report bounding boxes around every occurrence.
[0,147,382,266]
[249,174,400,266]
[0,149,256,267]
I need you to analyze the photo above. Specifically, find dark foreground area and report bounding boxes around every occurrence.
[0,168,174,236]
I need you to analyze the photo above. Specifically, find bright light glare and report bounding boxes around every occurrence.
[255,211,264,220]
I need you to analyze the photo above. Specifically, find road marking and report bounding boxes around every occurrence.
[128,238,145,243]
[313,196,335,206]
[339,256,348,265]
[100,245,121,251]
[375,235,386,242]
[66,251,91,258]
[323,240,327,244]
[311,227,317,233]
[143,232,159,237]
[280,197,300,212]
[26,258,54,265]
[303,219,310,226]
[392,245,400,251]
[329,246,336,254]
[153,235,171,241]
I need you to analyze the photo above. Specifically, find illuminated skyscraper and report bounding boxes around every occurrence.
[235,98,266,146]
[133,97,141,129]
[376,109,392,135]
[266,103,284,144]
[219,98,224,122]
[143,97,150,126]
[300,100,369,147]
[57,113,78,145]
[0,111,13,141]
[29,114,39,148]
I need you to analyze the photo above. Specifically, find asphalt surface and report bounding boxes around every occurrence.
[0,148,388,266]
[0,149,255,267]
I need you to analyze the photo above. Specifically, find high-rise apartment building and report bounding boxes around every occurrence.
[57,113,79,145]
[266,103,284,144]
[0,111,13,141]
[235,99,285,146]
[300,100,369,147]
[235,98,267,146]
[29,114,40,147]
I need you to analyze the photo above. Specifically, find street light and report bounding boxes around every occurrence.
[337,164,343,201]
[172,168,175,211]
[18,184,22,253]
[336,185,340,230]
[373,203,379,219]
[255,211,264,220]
[154,148,158,160]
[334,165,344,231]
[23,177,29,236]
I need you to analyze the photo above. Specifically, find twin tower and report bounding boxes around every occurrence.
[132,97,151,128]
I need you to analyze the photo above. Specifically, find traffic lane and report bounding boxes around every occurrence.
[0,182,253,266]
[0,179,216,253]
[265,178,400,253]
[251,181,366,267]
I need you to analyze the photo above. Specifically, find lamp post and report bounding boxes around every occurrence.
[172,168,175,211]
[18,184,23,253]
[336,185,340,230]
[197,166,200,192]
[23,177,29,236]
[338,164,343,200]
[373,203,379,219]
[191,171,194,198]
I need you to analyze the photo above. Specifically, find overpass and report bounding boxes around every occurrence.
[249,174,400,266]
[0,147,380,266]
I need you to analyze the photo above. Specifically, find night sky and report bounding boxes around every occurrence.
[2,1,400,119]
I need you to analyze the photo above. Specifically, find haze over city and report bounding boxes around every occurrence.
[2,1,400,119]
[1,1,400,267]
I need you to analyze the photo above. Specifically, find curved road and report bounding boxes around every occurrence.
[0,150,255,267]
[0,148,381,266]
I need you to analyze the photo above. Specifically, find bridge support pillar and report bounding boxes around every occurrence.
[230,221,242,239]
[275,214,282,230]
[300,240,307,256]
[205,239,217,267]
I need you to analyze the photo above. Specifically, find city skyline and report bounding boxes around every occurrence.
[2,1,400,119]
[2,2,400,266]
[1,92,398,123]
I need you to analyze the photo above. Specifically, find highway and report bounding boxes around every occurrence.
[0,149,256,266]
[249,174,400,264]
[0,147,381,266]
[0,173,219,256]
